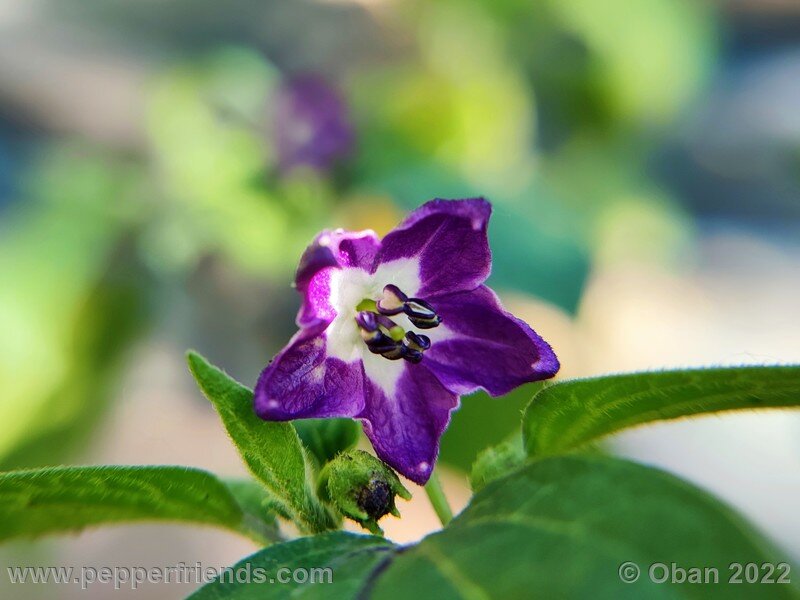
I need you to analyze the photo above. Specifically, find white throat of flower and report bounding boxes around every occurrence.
[325,258,450,396]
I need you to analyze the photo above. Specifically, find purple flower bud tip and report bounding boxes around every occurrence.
[272,74,355,174]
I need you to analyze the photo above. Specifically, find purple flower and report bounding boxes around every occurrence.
[254,199,559,484]
[272,75,354,173]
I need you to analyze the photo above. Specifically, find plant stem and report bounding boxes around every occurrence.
[425,470,453,527]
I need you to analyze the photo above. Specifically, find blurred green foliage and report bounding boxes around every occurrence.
[0,147,149,468]
[144,48,333,276]
[440,383,542,473]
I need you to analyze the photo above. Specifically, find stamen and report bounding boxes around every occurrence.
[367,332,401,355]
[404,332,431,351]
[374,313,405,341]
[380,344,408,361]
[356,286,441,364]
[376,284,407,316]
[357,310,408,360]
[404,298,442,329]
[355,311,378,332]
[403,348,423,364]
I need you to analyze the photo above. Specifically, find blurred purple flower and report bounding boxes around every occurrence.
[254,199,559,483]
[272,75,354,173]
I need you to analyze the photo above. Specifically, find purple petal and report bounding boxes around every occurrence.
[374,198,491,297]
[357,364,459,485]
[423,286,560,396]
[295,229,380,328]
[254,326,365,420]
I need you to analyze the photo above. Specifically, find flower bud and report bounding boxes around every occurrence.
[318,450,411,534]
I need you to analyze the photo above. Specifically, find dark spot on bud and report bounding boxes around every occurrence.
[356,475,393,520]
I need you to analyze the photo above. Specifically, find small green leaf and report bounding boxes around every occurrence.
[372,455,797,599]
[524,366,800,458]
[293,418,360,467]
[468,433,525,492]
[187,351,335,533]
[0,466,267,544]
[189,532,394,599]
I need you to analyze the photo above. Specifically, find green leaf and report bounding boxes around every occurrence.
[189,532,394,599]
[0,466,269,545]
[187,351,335,533]
[372,455,797,599]
[223,479,281,544]
[293,418,360,467]
[524,366,800,459]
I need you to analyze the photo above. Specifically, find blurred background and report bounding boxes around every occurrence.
[0,0,799,597]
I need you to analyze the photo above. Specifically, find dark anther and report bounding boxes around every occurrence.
[403,298,442,329]
[377,284,442,330]
[379,343,407,361]
[357,310,408,359]
[404,331,431,351]
[397,332,428,363]
[357,291,439,363]
[403,348,423,364]
[376,284,407,316]
[366,332,402,356]
[355,311,378,332]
